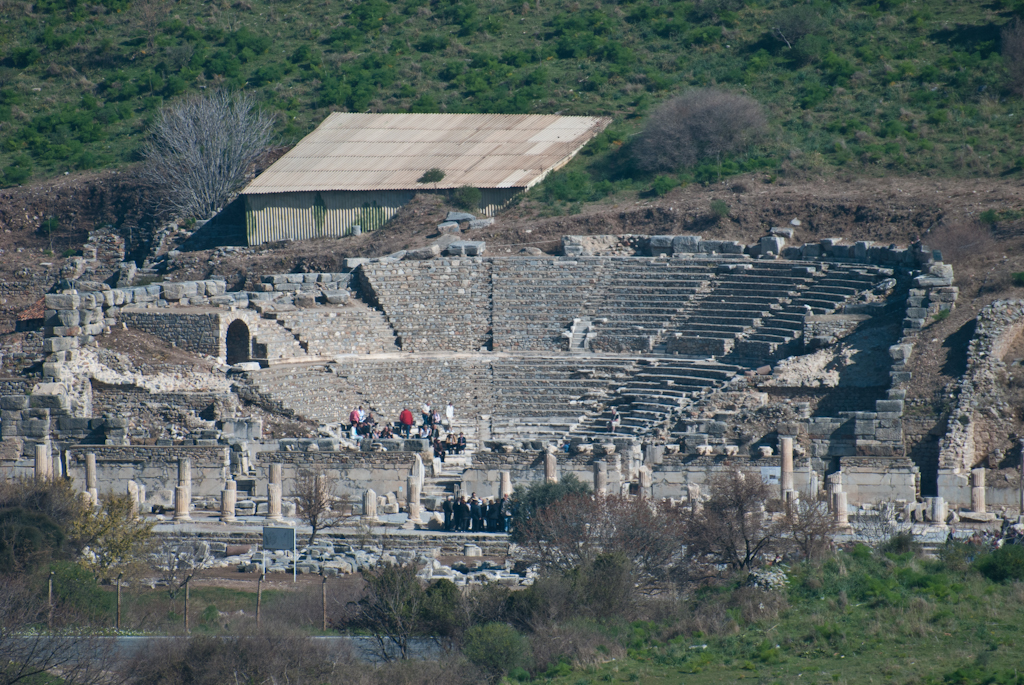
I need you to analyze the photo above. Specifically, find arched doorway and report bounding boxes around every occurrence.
[226,320,250,366]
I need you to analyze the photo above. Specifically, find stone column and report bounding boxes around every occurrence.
[221,480,237,523]
[499,471,513,500]
[85,452,98,504]
[266,483,283,522]
[780,436,795,499]
[412,455,425,493]
[126,480,140,519]
[638,466,652,499]
[594,461,607,497]
[405,476,421,527]
[931,496,946,524]
[178,458,192,506]
[544,451,558,483]
[971,468,986,513]
[269,463,282,487]
[173,484,190,522]
[833,490,849,528]
[34,442,51,481]
[363,489,377,521]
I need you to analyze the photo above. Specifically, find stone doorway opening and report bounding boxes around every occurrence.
[226,320,251,365]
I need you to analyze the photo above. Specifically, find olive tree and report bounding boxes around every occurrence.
[140,90,275,220]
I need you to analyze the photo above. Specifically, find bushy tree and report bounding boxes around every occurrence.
[509,473,592,543]
[140,90,275,220]
[631,88,767,174]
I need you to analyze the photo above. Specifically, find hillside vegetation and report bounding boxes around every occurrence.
[1,0,1022,193]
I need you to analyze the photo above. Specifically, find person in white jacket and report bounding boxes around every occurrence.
[445,402,454,427]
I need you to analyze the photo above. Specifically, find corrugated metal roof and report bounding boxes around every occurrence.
[243,113,611,194]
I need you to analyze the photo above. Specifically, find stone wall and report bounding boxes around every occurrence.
[65,445,230,501]
[119,308,259,360]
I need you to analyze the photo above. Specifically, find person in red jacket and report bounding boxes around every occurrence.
[349,407,360,430]
[399,407,414,438]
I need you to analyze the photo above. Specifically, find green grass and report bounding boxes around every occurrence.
[537,545,1024,685]
[1,0,1024,191]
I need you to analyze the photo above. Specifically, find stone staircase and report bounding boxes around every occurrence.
[573,358,741,438]
[274,301,399,358]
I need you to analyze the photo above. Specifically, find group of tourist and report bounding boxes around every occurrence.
[350,402,467,459]
[441,493,514,532]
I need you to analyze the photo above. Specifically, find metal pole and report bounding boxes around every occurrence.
[116,573,123,631]
[293,535,297,584]
[321,572,327,632]
[256,573,264,629]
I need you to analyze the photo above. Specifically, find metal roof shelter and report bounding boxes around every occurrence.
[242,113,610,245]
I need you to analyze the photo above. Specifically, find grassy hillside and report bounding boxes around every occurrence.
[1,0,1021,191]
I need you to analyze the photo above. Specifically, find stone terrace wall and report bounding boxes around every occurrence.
[255,450,419,501]
[65,445,229,499]
[939,300,1024,474]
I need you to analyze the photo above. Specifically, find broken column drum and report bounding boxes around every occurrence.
[499,471,513,500]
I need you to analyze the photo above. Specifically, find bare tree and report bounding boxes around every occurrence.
[140,90,275,220]
[1003,18,1024,95]
[353,563,424,662]
[782,492,836,561]
[294,468,345,545]
[631,88,767,174]
[682,470,782,578]
[518,494,684,594]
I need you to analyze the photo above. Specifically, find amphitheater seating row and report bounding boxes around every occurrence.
[360,260,493,352]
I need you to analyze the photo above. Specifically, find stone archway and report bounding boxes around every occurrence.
[226,319,251,366]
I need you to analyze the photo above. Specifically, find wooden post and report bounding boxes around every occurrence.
[48,571,54,628]
[256,573,264,629]
[183,577,190,635]
[116,572,123,631]
[321,572,327,632]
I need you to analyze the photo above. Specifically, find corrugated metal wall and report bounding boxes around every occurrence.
[245,188,523,245]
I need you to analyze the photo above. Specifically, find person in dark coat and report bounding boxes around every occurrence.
[486,498,500,532]
[469,495,482,532]
[442,496,453,532]
[459,497,472,531]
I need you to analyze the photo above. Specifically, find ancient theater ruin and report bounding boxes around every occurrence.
[4,226,1001,540]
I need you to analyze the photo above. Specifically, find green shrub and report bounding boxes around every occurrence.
[452,185,482,211]
[463,622,531,676]
[1012,272,1024,287]
[980,209,999,224]
[975,544,1024,583]
[650,175,678,196]
[710,199,730,218]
